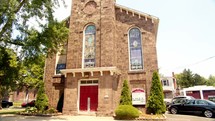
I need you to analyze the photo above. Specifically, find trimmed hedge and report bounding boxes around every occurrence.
[115,105,140,120]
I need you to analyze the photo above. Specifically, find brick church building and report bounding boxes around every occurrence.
[44,0,159,116]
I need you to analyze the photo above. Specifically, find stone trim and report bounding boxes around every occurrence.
[60,67,121,77]
[115,4,159,23]
[128,71,146,74]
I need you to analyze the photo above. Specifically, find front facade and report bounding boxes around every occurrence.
[160,76,177,102]
[44,0,159,116]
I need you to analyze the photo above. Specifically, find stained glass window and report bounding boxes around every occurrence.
[84,25,96,68]
[129,28,143,70]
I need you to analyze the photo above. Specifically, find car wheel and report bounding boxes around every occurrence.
[170,107,178,114]
[204,110,213,118]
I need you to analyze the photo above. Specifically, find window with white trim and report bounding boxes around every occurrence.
[83,25,96,68]
[129,28,143,70]
[162,80,169,86]
[55,44,67,74]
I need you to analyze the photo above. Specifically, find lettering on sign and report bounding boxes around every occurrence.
[132,88,145,105]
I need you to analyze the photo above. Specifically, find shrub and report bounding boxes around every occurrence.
[46,108,58,114]
[25,107,37,114]
[35,82,49,113]
[146,71,166,114]
[115,105,140,120]
[120,80,132,105]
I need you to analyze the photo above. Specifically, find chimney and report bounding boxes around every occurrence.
[172,72,175,77]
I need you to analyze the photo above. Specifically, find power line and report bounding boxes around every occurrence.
[173,55,215,70]
[159,55,215,72]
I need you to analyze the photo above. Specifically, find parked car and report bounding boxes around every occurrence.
[168,99,215,118]
[21,100,35,107]
[171,96,195,104]
[208,96,215,102]
[1,100,13,108]
[165,96,195,108]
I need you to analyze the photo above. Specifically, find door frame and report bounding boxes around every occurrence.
[77,79,99,113]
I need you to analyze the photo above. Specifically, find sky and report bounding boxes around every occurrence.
[54,0,215,78]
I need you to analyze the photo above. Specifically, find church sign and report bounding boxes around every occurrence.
[132,88,146,105]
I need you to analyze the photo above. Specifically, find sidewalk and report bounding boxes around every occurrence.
[0,115,116,121]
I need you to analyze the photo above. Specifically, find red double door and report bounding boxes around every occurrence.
[80,85,98,111]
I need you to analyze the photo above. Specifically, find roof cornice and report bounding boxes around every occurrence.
[115,4,159,23]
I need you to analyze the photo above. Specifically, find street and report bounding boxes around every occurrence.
[166,113,215,121]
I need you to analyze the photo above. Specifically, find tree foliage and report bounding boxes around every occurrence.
[120,80,132,105]
[146,71,166,114]
[0,0,69,58]
[176,69,206,88]
[0,47,19,108]
[206,75,215,87]
[0,0,69,105]
[17,54,45,90]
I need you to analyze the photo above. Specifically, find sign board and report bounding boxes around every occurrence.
[132,88,146,105]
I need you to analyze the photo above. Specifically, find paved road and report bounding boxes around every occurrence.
[166,113,215,121]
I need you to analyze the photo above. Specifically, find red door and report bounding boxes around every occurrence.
[80,85,98,111]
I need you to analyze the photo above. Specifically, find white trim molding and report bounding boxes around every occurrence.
[60,67,121,77]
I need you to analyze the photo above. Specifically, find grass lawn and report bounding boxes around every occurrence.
[0,108,25,115]
[13,102,22,107]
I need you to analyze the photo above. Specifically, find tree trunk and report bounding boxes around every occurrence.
[0,87,2,109]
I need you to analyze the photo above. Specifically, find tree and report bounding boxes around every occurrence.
[1,0,69,59]
[0,0,68,46]
[120,80,132,105]
[0,47,19,108]
[146,71,166,114]
[35,82,49,113]
[0,0,69,106]
[193,73,206,85]
[176,69,206,88]
[206,75,215,86]
[17,54,45,102]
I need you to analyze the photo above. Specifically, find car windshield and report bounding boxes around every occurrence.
[171,96,195,103]
[172,98,187,104]
[184,100,194,104]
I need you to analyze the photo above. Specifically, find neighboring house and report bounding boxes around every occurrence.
[160,74,178,102]
[44,0,159,116]
[181,85,215,100]
[3,89,36,103]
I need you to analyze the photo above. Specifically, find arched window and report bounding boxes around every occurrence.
[83,25,96,68]
[129,28,143,70]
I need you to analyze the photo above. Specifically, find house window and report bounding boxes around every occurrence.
[162,80,169,86]
[83,25,96,68]
[56,64,66,74]
[129,28,143,70]
[55,44,67,74]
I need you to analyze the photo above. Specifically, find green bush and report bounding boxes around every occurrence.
[46,108,58,114]
[25,107,37,114]
[115,105,140,120]
[35,82,49,113]
[120,80,132,105]
[146,71,166,114]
